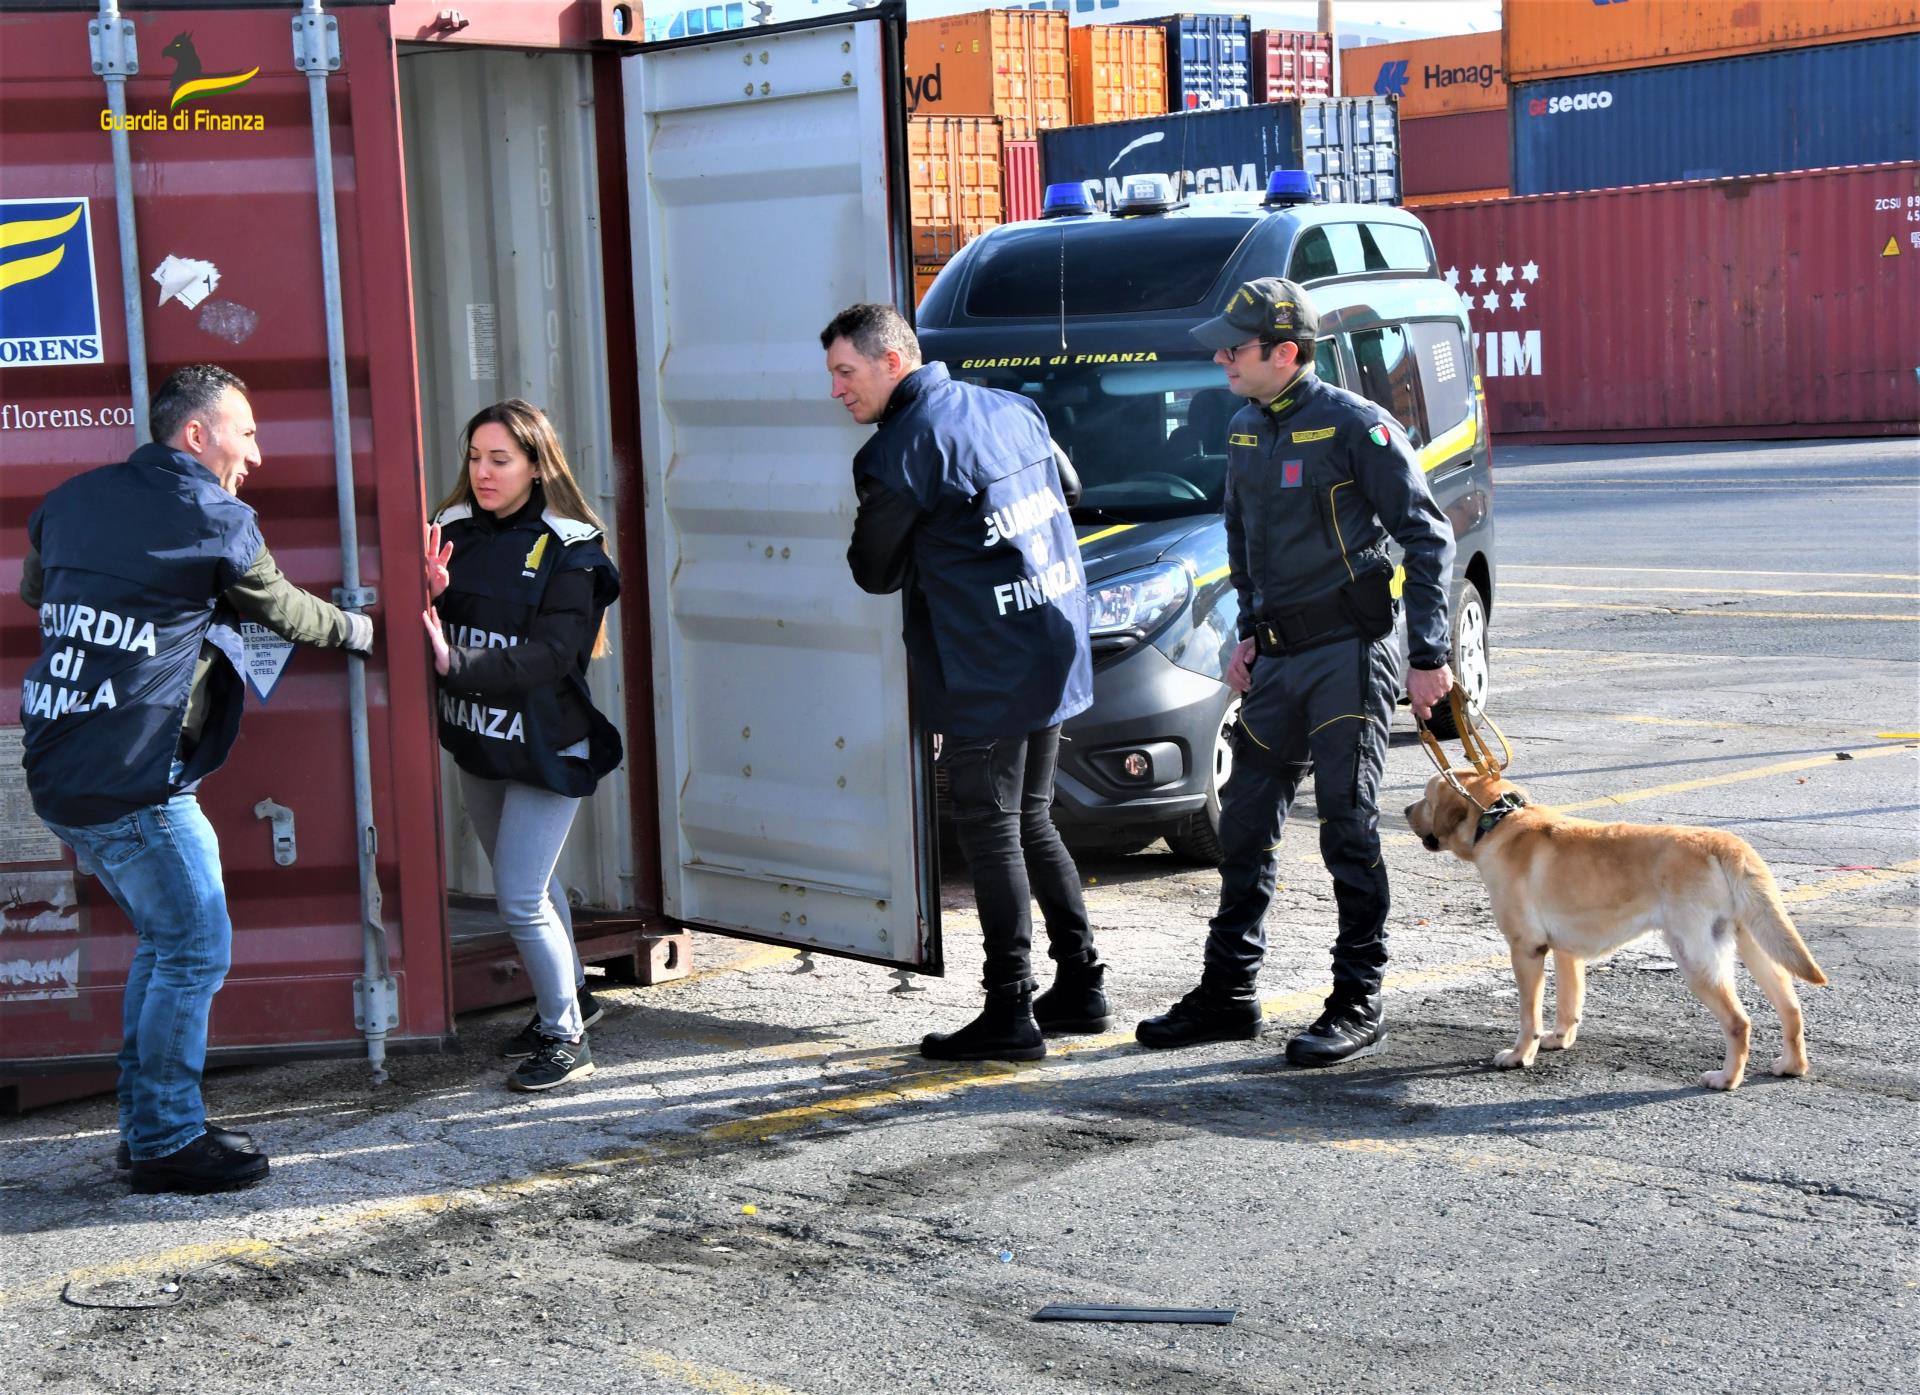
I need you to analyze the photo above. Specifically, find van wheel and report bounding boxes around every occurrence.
[1166,695,1240,865]
[1424,579,1489,741]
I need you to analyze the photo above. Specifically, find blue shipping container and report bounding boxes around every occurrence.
[1142,13,1253,111]
[1038,100,1400,211]
[1512,35,1920,196]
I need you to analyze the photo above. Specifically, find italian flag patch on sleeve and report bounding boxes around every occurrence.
[1367,424,1390,447]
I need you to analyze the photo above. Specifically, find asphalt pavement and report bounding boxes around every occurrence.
[2,437,1915,1395]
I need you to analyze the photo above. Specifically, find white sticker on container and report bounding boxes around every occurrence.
[467,302,498,381]
[241,622,295,703]
[152,253,221,310]
[0,727,62,863]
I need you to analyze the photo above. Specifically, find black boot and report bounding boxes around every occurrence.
[1285,991,1385,1067]
[117,1122,253,1172]
[921,982,1046,1063]
[1135,978,1264,1049]
[128,1132,270,1195]
[1033,955,1112,1036]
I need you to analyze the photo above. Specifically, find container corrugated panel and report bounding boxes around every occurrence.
[1417,164,1920,440]
[1140,13,1252,111]
[0,6,451,1066]
[905,10,1070,142]
[910,116,1004,266]
[1505,0,1920,82]
[1251,29,1332,103]
[1402,109,1509,196]
[1039,99,1398,209]
[1069,24,1168,125]
[1338,30,1504,117]
[1003,139,1042,223]
[1512,35,1920,197]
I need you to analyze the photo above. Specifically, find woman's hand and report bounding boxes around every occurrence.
[421,606,451,676]
[424,522,452,600]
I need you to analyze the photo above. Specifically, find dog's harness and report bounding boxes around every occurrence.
[1472,791,1528,843]
[1414,686,1514,812]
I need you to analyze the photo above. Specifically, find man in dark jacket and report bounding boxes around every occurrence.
[823,303,1105,1062]
[1136,278,1456,1067]
[20,364,374,1194]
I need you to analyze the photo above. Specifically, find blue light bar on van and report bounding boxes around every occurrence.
[1264,168,1316,207]
[1113,173,1178,215]
[1041,182,1095,218]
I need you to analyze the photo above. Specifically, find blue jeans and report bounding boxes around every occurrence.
[47,789,232,1162]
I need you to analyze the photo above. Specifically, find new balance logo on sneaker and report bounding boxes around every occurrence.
[508,1034,595,1092]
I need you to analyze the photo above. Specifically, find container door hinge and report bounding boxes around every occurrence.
[252,798,297,866]
[353,975,399,1032]
[88,16,138,78]
[292,11,343,75]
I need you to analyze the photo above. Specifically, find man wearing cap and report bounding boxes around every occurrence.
[1136,277,1455,1066]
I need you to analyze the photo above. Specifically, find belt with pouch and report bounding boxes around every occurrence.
[1252,568,1396,658]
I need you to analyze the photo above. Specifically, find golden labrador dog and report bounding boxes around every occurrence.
[1404,770,1827,1090]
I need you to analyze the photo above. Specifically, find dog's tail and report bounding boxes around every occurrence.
[1725,845,1828,985]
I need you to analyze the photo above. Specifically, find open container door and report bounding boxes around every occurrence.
[624,9,941,972]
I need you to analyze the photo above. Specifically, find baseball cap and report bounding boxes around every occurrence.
[1191,277,1320,352]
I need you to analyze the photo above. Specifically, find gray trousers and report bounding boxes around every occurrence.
[458,770,585,1041]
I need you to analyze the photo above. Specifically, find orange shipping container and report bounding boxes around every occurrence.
[909,116,1004,268]
[1069,25,1168,125]
[915,266,941,309]
[1504,0,1920,81]
[906,9,1071,142]
[1340,31,1504,117]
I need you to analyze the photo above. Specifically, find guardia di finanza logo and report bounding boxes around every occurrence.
[101,32,263,133]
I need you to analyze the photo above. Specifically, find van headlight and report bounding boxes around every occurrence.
[1087,563,1191,638]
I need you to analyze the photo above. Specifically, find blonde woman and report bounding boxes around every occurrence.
[422,400,621,1091]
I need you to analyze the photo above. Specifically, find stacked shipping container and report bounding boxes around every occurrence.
[1342,31,1507,203]
[908,116,1004,271]
[1069,24,1167,125]
[1250,29,1333,103]
[1418,163,1920,441]
[1142,13,1253,111]
[1040,99,1400,210]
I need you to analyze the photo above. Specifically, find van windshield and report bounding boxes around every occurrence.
[944,356,1237,522]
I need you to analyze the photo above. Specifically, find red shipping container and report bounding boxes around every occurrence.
[1004,139,1043,223]
[1251,29,1333,103]
[1401,109,1509,197]
[1416,164,1920,441]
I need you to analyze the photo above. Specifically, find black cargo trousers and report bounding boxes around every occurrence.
[943,725,1097,991]
[1202,631,1399,1000]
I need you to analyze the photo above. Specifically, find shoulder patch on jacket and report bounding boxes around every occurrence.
[435,502,474,526]
[1367,424,1391,448]
[1228,432,1260,448]
[1292,427,1337,443]
[541,510,603,545]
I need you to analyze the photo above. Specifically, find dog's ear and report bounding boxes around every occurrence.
[1431,786,1472,846]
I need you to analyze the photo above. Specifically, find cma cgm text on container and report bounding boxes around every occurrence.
[1418,164,1920,441]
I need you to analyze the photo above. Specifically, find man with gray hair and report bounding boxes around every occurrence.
[19,363,374,1195]
[823,303,1105,1062]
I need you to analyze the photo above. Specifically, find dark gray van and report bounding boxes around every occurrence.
[915,179,1496,862]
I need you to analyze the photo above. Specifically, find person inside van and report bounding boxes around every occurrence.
[421,400,623,1092]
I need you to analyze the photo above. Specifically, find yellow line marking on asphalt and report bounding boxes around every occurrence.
[1502,602,1918,623]
[1502,564,1918,582]
[1879,732,1920,740]
[1505,582,1917,601]
[1551,743,1916,815]
[1778,859,1920,905]
[655,943,798,989]
[629,1349,806,1395]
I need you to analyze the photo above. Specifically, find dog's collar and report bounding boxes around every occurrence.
[1472,792,1528,843]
